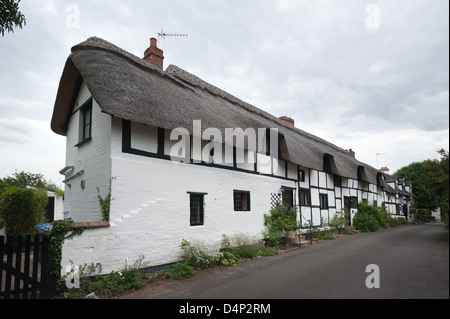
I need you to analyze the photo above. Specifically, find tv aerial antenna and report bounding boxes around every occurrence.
[157,28,188,45]
[376,152,387,169]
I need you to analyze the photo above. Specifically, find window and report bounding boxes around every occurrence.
[233,190,250,211]
[344,196,358,209]
[319,194,328,209]
[189,193,205,226]
[298,169,305,182]
[299,189,311,206]
[79,98,92,144]
[83,106,92,140]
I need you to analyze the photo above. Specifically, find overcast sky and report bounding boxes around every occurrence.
[1,0,448,187]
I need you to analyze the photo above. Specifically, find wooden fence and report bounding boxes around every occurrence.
[0,234,55,299]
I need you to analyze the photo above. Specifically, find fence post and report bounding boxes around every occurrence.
[39,235,56,299]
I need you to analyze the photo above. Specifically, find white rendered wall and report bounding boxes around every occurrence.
[61,117,297,274]
[61,82,112,222]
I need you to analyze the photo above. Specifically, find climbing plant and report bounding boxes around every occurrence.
[97,177,115,221]
[50,219,84,291]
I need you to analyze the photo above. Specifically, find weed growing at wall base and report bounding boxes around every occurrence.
[61,255,148,298]
[59,235,279,299]
[179,235,278,271]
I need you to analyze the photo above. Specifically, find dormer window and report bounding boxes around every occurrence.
[357,165,368,182]
[323,153,338,174]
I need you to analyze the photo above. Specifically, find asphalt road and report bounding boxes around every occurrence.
[124,223,449,299]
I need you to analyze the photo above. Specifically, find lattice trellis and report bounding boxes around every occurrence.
[270,193,282,209]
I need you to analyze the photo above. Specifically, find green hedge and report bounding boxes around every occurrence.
[0,187,48,236]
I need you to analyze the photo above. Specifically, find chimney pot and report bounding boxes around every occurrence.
[279,116,295,126]
[144,37,164,69]
[348,149,355,157]
[380,166,390,173]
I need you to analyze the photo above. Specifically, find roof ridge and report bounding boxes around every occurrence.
[165,64,350,156]
[72,36,165,74]
[63,37,367,172]
[71,37,197,93]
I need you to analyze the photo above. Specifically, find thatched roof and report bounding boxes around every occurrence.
[51,37,382,183]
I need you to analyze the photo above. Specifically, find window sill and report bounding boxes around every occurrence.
[70,221,110,229]
[75,137,92,148]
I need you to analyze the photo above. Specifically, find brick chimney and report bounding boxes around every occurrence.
[279,116,294,126]
[144,37,164,69]
[379,166,390,173]
[347,149,355,157]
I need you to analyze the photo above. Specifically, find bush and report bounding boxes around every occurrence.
[411,208,434,223]
[232,241,262,259]
[329,210,347,233]
[358,202,387,229]
[263,203,297,247]
[0,187,48,236]
[353,211,379,232]
[180,239,222,270]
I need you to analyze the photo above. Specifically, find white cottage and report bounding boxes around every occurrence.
[50,37,413,274]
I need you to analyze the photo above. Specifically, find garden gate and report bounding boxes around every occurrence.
[0,234,55,299]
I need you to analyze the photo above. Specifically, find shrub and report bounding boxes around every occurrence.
[357,202,387,229]
[263,203,297,247]
[0,187,48,236]
[232,242,261,259]
[329,210,347,233]
[411,208,434,223]
[353,211,379,232]
[180,239,222,269]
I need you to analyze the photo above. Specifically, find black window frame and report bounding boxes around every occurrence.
[299,189,311,206]
[233,190,251,211]
[81,99,92,141]
[188,192,206,226]
[319,193,328,209]
[298,169,305,182]
[349,196,358,209]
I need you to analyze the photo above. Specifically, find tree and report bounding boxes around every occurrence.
[0,170,60,194]
[421,149,449,217]
[0,0,26,36]
[394,149,449,217]
[394,161,438,210]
